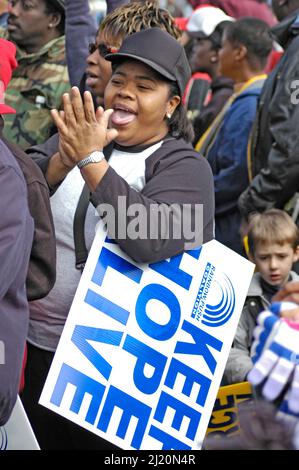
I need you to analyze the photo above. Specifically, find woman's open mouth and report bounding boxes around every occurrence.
[85,72,99,88]
[111,104,137,126]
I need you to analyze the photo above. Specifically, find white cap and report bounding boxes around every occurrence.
[186,6,235,38]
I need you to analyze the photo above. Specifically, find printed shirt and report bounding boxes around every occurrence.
[0,31,70,149]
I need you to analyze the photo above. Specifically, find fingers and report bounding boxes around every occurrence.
[272,281,299,303]
[95,107,118,145]
[248,349,277,385]
[106,128,119,146]
[95,107,113,128]
[288,366,299,413]
[51,108,68,135]
[280,307,299,322]
[262,356,294,400]
[257,310,279,328]
[60,88,97,126]
[83,90,96,123]
[69,87,86,124]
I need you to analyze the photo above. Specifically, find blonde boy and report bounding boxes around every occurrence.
[224,209,299,384]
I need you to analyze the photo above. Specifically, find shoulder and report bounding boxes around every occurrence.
[0,140,27,192]
[0,139,22,174]
[228,91,261,120]
[3,137,46,183]
[247,272,264,296]
[146,138,212,173]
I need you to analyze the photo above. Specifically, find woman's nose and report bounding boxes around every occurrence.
[117,86,134,99]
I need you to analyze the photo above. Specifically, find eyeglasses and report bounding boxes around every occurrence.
[88,42,118,57]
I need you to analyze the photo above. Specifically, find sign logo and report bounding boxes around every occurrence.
[191,263,235,327]
[0,427,7,450]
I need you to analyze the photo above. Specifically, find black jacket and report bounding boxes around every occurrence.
[238,10,299,218]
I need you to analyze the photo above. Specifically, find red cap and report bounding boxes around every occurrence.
[0,38,17,114]
[174,17,189,32]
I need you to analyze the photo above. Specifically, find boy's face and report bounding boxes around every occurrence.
[252,242,299,287]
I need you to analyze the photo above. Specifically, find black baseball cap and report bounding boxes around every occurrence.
[105,27,191,97]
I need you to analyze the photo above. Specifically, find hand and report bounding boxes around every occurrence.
[248,305,299,413]
[272,282,299,322]
[278,389,299,423]
[51,87,118,165]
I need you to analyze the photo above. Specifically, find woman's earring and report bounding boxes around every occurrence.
[166,112,172,119]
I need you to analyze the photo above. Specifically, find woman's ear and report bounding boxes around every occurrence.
[167,95,181,118]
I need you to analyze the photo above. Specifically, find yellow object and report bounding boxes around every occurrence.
[243,235,249,257]
[206,381,253,437]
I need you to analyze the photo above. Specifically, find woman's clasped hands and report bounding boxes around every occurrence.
[51,86,118,168]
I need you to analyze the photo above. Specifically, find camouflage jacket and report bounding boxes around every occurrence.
[0,32,70,149]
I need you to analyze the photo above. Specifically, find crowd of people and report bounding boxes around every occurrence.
[1,0,299,451]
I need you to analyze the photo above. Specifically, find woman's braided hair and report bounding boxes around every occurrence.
[99,1,181,47]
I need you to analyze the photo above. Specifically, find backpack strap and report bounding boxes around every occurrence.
[72,142,114,273]
[73,183,90,272]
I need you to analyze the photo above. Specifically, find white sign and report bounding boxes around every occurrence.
[40,231,254,450]
[0,397,40,450]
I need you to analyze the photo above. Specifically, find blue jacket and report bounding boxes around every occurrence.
[206,77,266,254]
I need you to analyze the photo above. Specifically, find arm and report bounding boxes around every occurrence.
[224,305,254,384]
[89,152,214,263]
[26,133,73,193]
[208,101,255,216]
[65,0,98,88]
[239,62,299,218]
[25,178,56,300]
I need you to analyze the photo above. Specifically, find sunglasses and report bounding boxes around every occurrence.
[88,42,118,57]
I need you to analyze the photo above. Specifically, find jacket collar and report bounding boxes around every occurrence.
[271,9,299,48]
[248,271,299,297]
[16,35,65,63]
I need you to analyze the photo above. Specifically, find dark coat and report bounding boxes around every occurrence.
[0,118,56,301]
[239,10,299,218]
[0,139,34,425]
